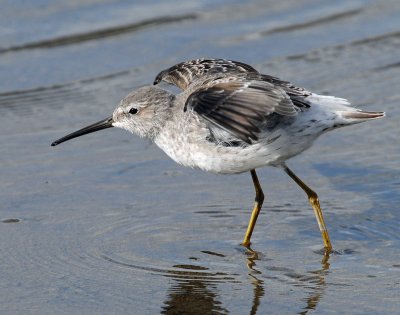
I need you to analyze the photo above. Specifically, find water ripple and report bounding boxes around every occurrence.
[0,14,197,54]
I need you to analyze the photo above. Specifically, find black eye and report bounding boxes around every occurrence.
[129,108,138,115]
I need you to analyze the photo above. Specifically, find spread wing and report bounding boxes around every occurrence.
[153,58,311,98]
[185,79,297,143]
[153,58,259,90]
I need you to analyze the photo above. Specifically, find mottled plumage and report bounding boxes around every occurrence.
[52,58,385,252]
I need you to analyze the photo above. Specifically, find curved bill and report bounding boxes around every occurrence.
[51,116,113,146]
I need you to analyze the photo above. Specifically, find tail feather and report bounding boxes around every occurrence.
[341,110,385,121]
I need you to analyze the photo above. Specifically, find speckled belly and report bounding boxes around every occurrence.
[154,133,305,174]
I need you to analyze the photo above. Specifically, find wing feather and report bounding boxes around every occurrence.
[153,58,311,98]
[154,58,258,90]
[185,79,297,143]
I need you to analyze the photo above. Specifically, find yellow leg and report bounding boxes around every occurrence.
[282,165,333,252]
[242,170,265,247]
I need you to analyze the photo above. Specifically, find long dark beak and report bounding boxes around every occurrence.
[51,116,113,146]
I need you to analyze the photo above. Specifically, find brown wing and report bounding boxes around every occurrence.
[153,58,258,90]
[258,74,311,97]
[154,58,311,102]
[185,79,297,143]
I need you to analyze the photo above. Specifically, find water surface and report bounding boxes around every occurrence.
[0,1,399,314]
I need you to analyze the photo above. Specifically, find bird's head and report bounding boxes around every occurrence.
[51,86,174,146]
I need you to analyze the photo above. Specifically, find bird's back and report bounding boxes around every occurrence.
[153,58,384,173]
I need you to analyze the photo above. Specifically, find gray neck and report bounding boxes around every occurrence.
[145,90,176,141]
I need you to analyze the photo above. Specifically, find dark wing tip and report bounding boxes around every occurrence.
[153,70,166,85]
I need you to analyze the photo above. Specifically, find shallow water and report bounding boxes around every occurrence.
[1,1,399,314]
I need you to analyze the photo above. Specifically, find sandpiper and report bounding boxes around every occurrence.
[52,58,384,252]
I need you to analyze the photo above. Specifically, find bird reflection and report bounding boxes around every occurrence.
[245,247,331,315]
[161,249,330,315]
[245,248,265,315]
[161,265,228,315]
[298,252,330,315]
